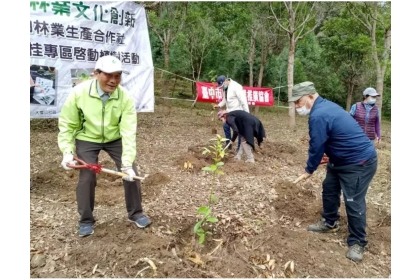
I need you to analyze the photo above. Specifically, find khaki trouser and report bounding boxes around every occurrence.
[235,136,254,161]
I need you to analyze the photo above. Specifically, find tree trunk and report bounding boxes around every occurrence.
[163,44,170,98]
[370,2,383,123]
[346,81,354,111]
[287,36,296,127]
[286,2,296,128]
[249,35,255,87]
[254,40,269,117]
[378,27,391,122]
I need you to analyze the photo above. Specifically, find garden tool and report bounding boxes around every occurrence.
[223,140,232,152]
[66,157,145,181]
[293,154,329,184]
[293,174,309,184]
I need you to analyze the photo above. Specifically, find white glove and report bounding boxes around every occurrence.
[61,153,76,170]
[121,167,136,182]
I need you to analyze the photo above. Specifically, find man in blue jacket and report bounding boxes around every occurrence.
[290,81,377,262]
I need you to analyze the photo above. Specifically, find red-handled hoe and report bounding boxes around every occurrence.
[66,157,145,181]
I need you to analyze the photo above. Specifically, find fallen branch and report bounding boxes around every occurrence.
[233,244,259,276]
[171,248,183,262]
[208,239,224,256]
[251,236,272,250]
[352,261,364,276]
[134,266,150,278]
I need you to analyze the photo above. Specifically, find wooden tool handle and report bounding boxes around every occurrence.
[293,174,306,184]
[101,168,145,181]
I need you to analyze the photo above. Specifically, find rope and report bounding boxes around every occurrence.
[160,97,196,102]
[154,67,291,108]
[154,67,196,82]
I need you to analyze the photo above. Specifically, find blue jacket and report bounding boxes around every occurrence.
[305,96,377,174]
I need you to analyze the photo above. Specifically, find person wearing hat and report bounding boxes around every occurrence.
[58,55,151,237]
[290,81,377,262]
[217,110,265,163]
[349,87,381,145]
[213,76,249,152]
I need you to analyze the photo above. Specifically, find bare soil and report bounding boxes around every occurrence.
[30,104,391,278]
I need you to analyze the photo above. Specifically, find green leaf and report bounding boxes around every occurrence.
[201,167,212,171]
[216,169,224,175]
[220,151,225,158]
[216,162,224,166]
[210,164,217,171]
[196,228,205,235]
[205,231,213,235]
[198,234,206,244]
[210,194,217,203]
[194,221,203,233]
[207,216,218,223]
[197,206,209,214]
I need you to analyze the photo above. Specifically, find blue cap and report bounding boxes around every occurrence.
[216,75,226,87]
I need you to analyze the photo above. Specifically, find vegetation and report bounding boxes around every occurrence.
[142,1,391,121]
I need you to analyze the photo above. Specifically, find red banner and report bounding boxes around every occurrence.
[195,82,274,106]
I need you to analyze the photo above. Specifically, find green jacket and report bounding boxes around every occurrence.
[58,80,137,167]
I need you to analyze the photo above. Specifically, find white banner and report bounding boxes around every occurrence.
[30,1,154,118]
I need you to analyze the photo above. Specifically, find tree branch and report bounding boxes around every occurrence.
[296,23,316,42]
[270,3,290,33]
[170,3,188,45]
[294,1,301,15]
[283,1,290,14]
[141,1,160,11]
[145,13,164,44]
[294,3,315,32]
[364,1,386,29]
[346,2,371,32]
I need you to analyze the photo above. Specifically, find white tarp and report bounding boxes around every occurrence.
[30,1,154,118]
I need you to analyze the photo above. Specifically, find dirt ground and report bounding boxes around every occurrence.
[30,103,391,278]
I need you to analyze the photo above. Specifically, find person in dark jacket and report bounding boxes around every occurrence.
[217,110,265,163]
[290,81,377,262]
[349,87,381,145]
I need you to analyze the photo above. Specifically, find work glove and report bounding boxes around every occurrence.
[121,166,136,182]
[61,153,77,170]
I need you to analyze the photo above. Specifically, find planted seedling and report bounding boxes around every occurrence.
[194,134,229,244]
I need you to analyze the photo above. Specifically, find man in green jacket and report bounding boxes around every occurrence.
[58,55,151,237]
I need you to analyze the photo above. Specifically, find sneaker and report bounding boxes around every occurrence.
[129,215,151,228]
[245,159,255,163]
[234,155,242,160]
[307,218,339,233]
[346,244,364,262]
[79,224,94,237]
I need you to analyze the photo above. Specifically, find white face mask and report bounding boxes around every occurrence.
[296,106,311,116]
[367,97,376,104]
[295,98,311,115]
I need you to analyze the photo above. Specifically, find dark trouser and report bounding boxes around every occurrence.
[30,86,36,104]
[75,139,143,226]
[321,157,377,247]
[223,122,241,150]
